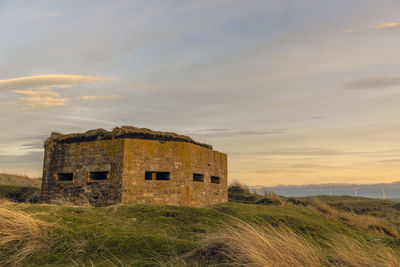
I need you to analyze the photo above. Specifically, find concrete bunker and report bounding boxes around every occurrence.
[41,126,228,207]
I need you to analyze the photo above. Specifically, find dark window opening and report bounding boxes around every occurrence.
[156,172,170,180]
[211,176,220,184]
[193,173,204,182]
[145,171,154,180]
[57,173,73,182]
[90,171,108,180]
[145,171,170,180]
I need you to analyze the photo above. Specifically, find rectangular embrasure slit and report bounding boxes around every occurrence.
[90,171,108,180]
[145,171,170,180]
[57,173,73,182]
[193,173,204,182]
[211,176,220,184]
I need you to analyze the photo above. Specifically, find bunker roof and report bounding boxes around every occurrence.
[45,126,212,149]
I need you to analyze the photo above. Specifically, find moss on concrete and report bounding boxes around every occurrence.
[46,126,212,149]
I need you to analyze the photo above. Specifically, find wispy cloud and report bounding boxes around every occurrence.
[373,22,400,29]
[342,29,356,34]
[188,129,288,137]
[342,21,400,34]
[78,94,122,101]
[0,74,113,109]
[0,151,43,177]
[344,76,400,89]
[0,74,112,91]
[13,90,67,109]
[230,147,400,157]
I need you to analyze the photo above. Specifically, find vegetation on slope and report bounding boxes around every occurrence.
[0,173,41,187]
[1,197,400,266]
[199,219,400,267]
[0,201,48,266]
[297,195,400,228]
[0,185,40,203]
[1,180,400,266]
[0,174,41,203]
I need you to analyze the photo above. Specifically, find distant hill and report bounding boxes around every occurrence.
[0,173,41,188]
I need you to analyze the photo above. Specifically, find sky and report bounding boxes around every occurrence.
[1,0,400,186]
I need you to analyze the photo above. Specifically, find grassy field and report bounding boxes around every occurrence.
[298,195,400,228]
[1,181,400,266]
[0,174,41,204]
[0,173,41,187]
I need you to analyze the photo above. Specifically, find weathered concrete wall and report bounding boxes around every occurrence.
[41,137,228,207]
[41,139,124,206]
[122,139,228,207]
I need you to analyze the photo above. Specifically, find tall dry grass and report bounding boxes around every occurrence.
[48,194,91,206]
[198,220,325,267]
[0,201,48,266]
[328,234,400,266]
[310,199,399,238]
[193,219,400,267]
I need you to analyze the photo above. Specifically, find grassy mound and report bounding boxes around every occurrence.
[1,180,399,266]
[1,199,400,266]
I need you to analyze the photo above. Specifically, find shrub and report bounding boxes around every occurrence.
[228,182,281,205]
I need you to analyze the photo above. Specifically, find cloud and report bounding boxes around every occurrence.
[230,147,400,158]
[343,22,400,34]
[0,74,113,109]
[342,29,356,34]
[0,151,43,177]
[0,74,112,91]
[78,94,122,101]
[232,147,344,156]
[197,128,228,133]
[188,129,288,137]
[344,76,400,89]
[373,22,400,29]
[13,90,67,109]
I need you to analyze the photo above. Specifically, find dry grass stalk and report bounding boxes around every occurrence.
[49,194,91,206]
[0,201,48,266]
